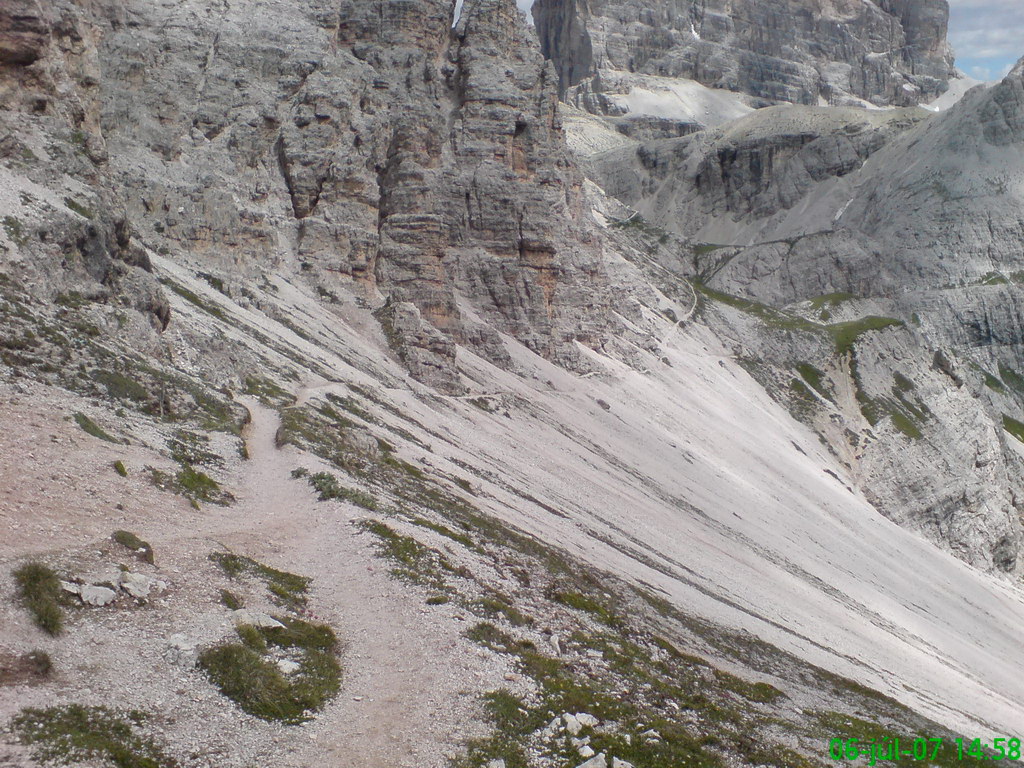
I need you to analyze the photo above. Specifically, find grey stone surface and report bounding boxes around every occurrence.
[534,0,955,109]
[79,584,117,606]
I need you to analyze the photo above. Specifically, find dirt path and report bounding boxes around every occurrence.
[215,398,498,768]
[0,383,498,767]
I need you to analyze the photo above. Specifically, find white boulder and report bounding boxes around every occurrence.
[79,585,117,606]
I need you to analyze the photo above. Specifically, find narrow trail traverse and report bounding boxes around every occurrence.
[209,397,498,767]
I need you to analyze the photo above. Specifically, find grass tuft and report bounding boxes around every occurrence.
[209,552,310,608]
[712,669,785,703]
[548,589,624,628]
[1002,414,1024,444]
[13,563,63,635]
[198,617,341,724]
[112,531,154,565]
[10,704,176,768]
[73,412,118,443]
[358,520,452,590]
[304,470,379,510]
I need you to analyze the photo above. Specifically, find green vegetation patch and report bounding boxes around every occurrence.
[358,520,453,590]
[411,517,475,549]
[168,430,223,468]
[157,277,228,322]
[452,689,538,768]
[73,412,119,443]
[112,531,154,565]
[475,594,533,627]
[808,292,855,310]
[980,271,1010,286]
[54,291,89,309]
[694,282,903,354]
[1002,414,1024,444]
[198,617,341,724]
[789,378,820,422]
[10,705,176,768]
[828,316,904,356]
[209,552,310,608]
[464,622,533,655]
[694,281,819,334]
[808,292,855,321]
[197,272,227,295]
[113,460,128,477]
[91,370,150,402]
[292,467,379,510]
[796,363,834,401]
[148,466,233,508]
[847,361,929,440]
[3,215,28,246]
[982,369,1007,393]
[63,197,94,220]
[548,588,624,629]
[693,243,730,256]
[998,364,1024,398]
[325,392,377,423]
[243,376,295,408]
[712,669,785,703]
[13,562,63,636]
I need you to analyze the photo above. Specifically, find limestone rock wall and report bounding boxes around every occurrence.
[3,0,622,391]
[534,0,956,109]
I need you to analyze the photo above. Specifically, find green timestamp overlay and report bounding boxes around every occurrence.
[829,737,1023,764]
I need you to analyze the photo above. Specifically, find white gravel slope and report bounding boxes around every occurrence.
[147,256,1024,736]
[385,324,1024,735]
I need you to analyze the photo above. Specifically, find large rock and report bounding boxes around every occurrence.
[79,584,117,606]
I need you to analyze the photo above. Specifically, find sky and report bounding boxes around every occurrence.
[948,0,1024,81]
[501,0,1022,83]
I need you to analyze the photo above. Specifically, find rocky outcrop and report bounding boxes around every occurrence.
[0,0,621,391]
[534,0,955,110]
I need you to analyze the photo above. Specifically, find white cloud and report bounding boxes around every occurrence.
[947,0,1024,78]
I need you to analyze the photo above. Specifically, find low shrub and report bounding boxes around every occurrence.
[10,704,176,768]
[13,562,63,636]
[112,530,154,565]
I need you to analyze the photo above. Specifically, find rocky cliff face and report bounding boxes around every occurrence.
[534,0,955,110]
[1,0,625,393]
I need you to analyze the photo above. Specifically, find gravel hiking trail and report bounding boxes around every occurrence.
[0,386,497,767]
[209,397,496,767]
